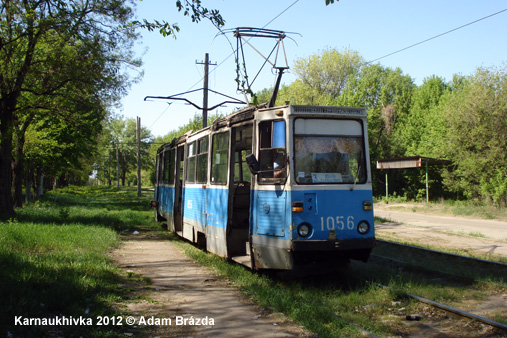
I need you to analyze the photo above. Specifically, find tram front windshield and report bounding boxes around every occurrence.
[294,118,366,184]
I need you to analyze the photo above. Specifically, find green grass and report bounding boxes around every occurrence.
[4,186,505,337]
[0,186,156,338]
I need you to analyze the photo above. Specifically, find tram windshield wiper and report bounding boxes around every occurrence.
[351,164,361,191]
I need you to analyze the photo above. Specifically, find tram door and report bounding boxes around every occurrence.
[173,144,185,234]
[227,124,253,262]
[252,119,287,238]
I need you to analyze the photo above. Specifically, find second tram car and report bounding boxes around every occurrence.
[153,104,375,270]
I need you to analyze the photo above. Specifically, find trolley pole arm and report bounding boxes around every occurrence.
[268,67,287,108]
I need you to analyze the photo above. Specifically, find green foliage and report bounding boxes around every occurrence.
[440,66,507,202]
[396,75,450,157]
[0,0,142,213]
[0,186,157,337]
[292,47,364,100]
[480,170,507,207]
[94,116,154,186]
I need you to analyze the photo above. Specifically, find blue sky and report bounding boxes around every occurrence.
[117,0,507,138]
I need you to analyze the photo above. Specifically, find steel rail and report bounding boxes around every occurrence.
[378,284,507,331]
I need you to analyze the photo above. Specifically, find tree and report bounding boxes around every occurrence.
[395,76,450,157]
[133,0,224,37]
[440,66,507,205]
[292,47,363,100]
[384,76,451,200]
[0,0,140,215]
[337,63,415,158]
[98,117,154,186]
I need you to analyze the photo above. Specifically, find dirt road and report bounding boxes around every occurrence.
[374,203,507,257]
[113,235,309,338]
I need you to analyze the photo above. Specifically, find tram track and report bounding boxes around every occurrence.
[359,238,507,336]
[377,284,507,332]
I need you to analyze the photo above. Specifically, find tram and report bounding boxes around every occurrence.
[153,103,375,270]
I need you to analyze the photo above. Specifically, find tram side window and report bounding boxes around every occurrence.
[196,136,209,183]
[168,148,175,184]
[211,132,229,185]
[258,120,286,183]
[157,153,163,184]
[163,150,171,183]
[186,142,196,183]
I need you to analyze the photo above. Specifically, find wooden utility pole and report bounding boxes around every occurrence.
[196,53,216,128]
[202,53,209,128]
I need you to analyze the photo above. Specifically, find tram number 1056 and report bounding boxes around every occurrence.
[320,216,355,231]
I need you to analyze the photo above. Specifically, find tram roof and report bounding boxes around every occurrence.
[157,103,368,152]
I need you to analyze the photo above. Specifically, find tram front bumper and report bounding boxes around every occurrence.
[292,237,376,251]
[292,238,376,263]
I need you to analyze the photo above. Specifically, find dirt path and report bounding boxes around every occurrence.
[112,235,310,338]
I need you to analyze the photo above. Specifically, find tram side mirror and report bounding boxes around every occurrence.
[245,154,260,175]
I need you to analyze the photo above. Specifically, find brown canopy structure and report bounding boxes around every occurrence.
[376,156,451,203]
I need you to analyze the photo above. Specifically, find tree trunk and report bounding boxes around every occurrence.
[0,107,15,216]
[36,168,44,198]
[14,114,35,207]
[25,160,33,203]
[13,152,24,208]
[13,130,26,208]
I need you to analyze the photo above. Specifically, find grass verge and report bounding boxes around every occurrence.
[0,186,156,338]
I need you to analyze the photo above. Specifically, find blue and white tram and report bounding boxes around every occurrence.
[153,104,375,270]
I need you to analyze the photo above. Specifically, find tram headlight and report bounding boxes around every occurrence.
[357,221,370,235]
[297,223,312,238]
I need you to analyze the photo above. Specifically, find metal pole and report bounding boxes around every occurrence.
[116,141,119,189]
[426,160,429,204]
[202,53,209,128]
[137,117,142,197]
[385,172,389,200]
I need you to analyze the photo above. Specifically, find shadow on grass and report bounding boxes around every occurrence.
[0,250,136,338]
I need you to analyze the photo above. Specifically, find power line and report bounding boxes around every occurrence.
[367,8,507,64]
[262,0,299,29]
[148,102,173,129]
